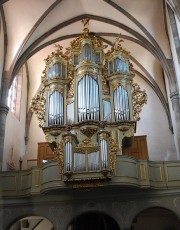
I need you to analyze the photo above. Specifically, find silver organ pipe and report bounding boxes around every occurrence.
[74,153,86,172]
[88,152,100,171]
[83,44,91,61]
[62,64,66,78]
[100,139,108,169]
[114,86,130,121]
[104,140,108,168]
[65,140,73,172]
[55,63,59,77]
[78,75,99,122]
[103,101,111,121]
[82,76,85,120]
[52,64,55,77]
[68,142,70,170]
[70,143,72,170]
[65,142,68,171]
[48,91,64,125]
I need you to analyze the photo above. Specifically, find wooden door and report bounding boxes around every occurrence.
[122,135,148,160]
[37,142,54,165]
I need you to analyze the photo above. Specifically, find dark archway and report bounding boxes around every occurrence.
[131,207,180,230]
[67,212,120,230]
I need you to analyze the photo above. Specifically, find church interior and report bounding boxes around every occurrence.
[0,0,180,229]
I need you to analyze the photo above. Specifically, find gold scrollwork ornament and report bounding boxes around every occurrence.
[31,87,46,128]
[132,83,147,121]
[109,132,120,172]
[53,141,64,174]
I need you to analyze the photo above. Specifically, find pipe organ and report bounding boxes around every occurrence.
[31,19,147,183]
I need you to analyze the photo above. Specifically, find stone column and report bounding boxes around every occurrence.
[0,71,10,170]
[0,105,9,170]
[170,92,180,159]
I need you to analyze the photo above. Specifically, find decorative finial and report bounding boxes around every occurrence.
[114,34,124,51]
[81,19,90,36]
[82,18,90,28]
[54,44,63,52]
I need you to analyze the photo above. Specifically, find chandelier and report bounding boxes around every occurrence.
[31,19,147,183]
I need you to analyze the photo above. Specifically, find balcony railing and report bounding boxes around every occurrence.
[1,156,180,197]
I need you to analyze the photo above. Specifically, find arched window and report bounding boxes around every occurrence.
[78,75,99,122]
[8,69,23,118]
[114,58,122,72]
[48,91,64,125]
[83,44,91,61]
[8,76,18,113]
[47,63,66,78]
[54,63,60,77]
[114,86,130,121]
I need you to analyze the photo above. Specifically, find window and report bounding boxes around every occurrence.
[8,76,18,113]
[7,72,23,118]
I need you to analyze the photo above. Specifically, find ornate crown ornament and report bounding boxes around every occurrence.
[31,19,147,185]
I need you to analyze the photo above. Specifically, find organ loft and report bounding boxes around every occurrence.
[31,19,147,184]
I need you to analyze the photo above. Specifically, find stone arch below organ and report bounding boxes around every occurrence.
[9,216,54,230]
[131,207,180,230]
[67,212,120,230]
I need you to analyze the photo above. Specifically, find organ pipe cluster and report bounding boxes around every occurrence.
[31,19,147,181]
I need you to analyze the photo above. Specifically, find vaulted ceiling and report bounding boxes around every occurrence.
[0,0,176,119]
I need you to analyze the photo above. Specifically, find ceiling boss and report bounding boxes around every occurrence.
[31,19,147,184]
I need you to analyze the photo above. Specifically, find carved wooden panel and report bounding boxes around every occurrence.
[122,135,148,160]
[37,142,54,165]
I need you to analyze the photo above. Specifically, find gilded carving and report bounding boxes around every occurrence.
[80,127,98,138]
[53,141,64,174]
[119,126,135,137]
[132,83,147,121]
[67,79,74,98]
[31,87,46,127]
[74,138,99,154]
[109,132,119,172]
[73,180,104,188]
[64,135,72,143]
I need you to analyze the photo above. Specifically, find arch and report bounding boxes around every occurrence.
[8,215,54,230]
[10,0,63,72]
[131,206,180,230]
[66,211,120,230]
[11,14,171,81]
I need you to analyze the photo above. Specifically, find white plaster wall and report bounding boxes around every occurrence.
[3,65,27,170]
[26,113,46,161]
[27,45,56,110]
[135,75,177,161]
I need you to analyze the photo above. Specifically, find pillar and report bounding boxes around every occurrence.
[0,105,9,170]
[170,92,180,159]
[0,71,10,170]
